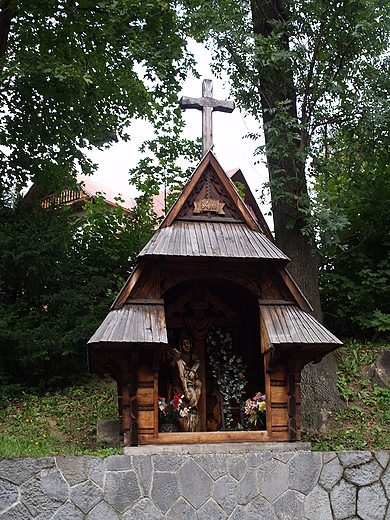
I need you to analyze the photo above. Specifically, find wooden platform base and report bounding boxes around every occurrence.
[138,430,295,445]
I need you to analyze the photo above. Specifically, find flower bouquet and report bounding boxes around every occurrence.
[244,392,266,427]
[158,394,191,431]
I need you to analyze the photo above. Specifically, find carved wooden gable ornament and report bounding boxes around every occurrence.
[88,150,342,447]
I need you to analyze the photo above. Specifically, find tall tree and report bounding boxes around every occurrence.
[183,0,390,429]
[0,0,194,196]
[185,0,390,319]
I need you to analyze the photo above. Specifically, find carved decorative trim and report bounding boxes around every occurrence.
[271,403,287,409]
[272,426,288,432]
[138,405,154,412]
[194,198,225,214]
[270,381,286,386]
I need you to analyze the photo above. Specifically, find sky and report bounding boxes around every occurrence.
[87,41,272,225]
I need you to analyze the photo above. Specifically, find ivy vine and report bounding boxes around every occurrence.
[206,327,247,429]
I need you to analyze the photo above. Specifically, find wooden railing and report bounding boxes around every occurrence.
[40,189,84,208]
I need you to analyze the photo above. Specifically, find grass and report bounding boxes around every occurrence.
[0,375,122,458]
[305,339,390,451]
[1,340,389,458]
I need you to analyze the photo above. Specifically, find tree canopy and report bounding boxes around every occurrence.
[0,194,156,391]
[184,0,390,320]
[0,0,194,197]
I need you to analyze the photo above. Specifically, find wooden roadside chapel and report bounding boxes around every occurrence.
[88,81,342,446]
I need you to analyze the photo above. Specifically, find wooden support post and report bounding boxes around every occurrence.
[153,347,161,438]
[124,346,140,446]
[286,371,297,442]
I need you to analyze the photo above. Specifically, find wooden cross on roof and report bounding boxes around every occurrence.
[179,79,235,157]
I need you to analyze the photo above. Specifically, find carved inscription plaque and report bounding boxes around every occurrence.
[193,198,225,215]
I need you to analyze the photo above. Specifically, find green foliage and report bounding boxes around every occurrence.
[185,0,390,212]
[0,194,156,390]
[206,327,247,429]
[0,0,195,195]
[0,375,120,458]
[317,104,390,337]
[129,103,201,214]
[307,340,390,450]
[233,181,245,200]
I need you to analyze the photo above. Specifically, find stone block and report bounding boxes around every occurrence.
[133,455,153,495]
[273,490,304,520]
[228,454,247,481]
[166,497,197,520]
[39,458,56,470]
[323,452,337,464]
[375,451,390,469]
[381,463,390,496]
[86,457,104,488]
[330,479,356,519]
[319,456,343,491]
[86,501,120,520]
[344,460,382,486]
[245,496,275,520]
[70,480,102,514]
[257,459,288,502]
[238,468,258,505]
[213,474,238,514]
[104,470,141,513]
[0,458,40,486]
[56,456,88,486]
[20,467,69,519]
[51,501,84,519]
[177,458,213,509]
[273,452,295,463]
[0,479,18,512]
[105,455,133,472]
[123,498,164,519]
[338,451,372,468]
[0,501,33,519]
[229,505,245,519]
[153,454,186,472]
[193,453,228,480]
[303,485,333,520]
[97,419,120,447]
[288,452,322,495]
[372,347,390,388]
[150,472,180,513]
[247,451,272,467]
[197,498,227,520]
[357,482,388,520]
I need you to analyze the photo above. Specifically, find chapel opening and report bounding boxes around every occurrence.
[159,278,265,432]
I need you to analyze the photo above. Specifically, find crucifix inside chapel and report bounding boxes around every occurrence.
[179,79,235,157]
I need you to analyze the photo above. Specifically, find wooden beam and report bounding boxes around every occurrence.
[276,267,312,312]
[112,262,145,309]
[139,430,271,444]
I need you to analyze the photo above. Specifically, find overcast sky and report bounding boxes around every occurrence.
[87,40,272,225]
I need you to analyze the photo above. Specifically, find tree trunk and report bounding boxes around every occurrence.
[250,0,343,431]
[0,0,15,60]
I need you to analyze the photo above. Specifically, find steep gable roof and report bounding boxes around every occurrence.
[161,151,261,231]
[226,167,274,242]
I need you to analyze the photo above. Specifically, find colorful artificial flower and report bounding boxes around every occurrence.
[244,392,266,426]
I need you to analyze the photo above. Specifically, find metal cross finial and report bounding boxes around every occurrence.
[179,79,235,157]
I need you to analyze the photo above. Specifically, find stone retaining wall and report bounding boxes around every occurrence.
[1,443,390,519]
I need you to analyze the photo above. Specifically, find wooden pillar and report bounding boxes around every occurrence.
[123,347,139,446]
[195,338,207,431]
[287,347,302,441]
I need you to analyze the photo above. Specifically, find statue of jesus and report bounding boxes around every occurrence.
[166,335,202,432]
